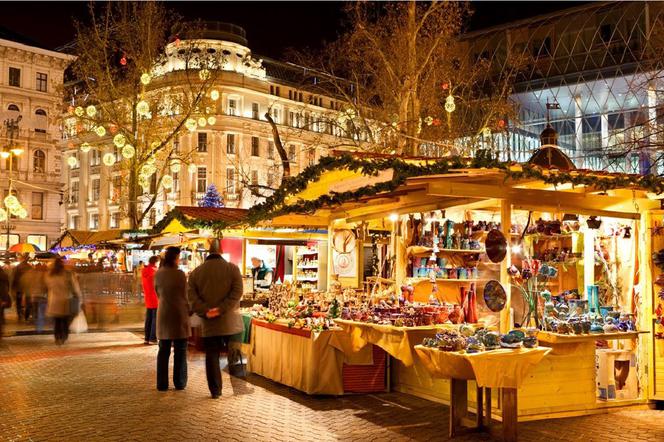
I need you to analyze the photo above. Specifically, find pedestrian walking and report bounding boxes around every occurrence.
[26,264,48,332]
[188,239,243,399]
[0,265,11,340]
[45,257,81,345]
[12,254,31,321]
[142,255,159,344]
[154,247,190,391]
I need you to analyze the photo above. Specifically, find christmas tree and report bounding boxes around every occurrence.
[198,184,224,208]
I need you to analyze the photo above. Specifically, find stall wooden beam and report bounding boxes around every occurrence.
[500,200,512,334]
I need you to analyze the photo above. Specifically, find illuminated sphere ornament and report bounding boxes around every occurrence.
[482,127,491,137]
[121,144,135,159]
[80,142,92,153]
[185,118,197,132]
[187,163,197,174]
[170,161,181,173]
[136,100,150,116]
[9,204,22,216]
[142,163,157,176]
[210,89,220,101]
[86,105,97,117]
[95,126,106,137]
[207,116,216,125]
[162,174,173,189]
[146,155,156,165]
[103,152,116,166]
[74,106,84,117]
[4,195,19,209]
[444,95,456,113]
[17,207,28,219]
[113,134,126,148]
[67,156,78,168]
[199,69,210,81]
[0,208,6,222]
[197,117,207,127]
[140,73,151,85]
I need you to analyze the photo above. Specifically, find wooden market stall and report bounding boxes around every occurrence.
[245,150,664,427]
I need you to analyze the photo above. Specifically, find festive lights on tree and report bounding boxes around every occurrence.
[67,156,78,168]
[197,117,207,127]
[444,95,456,113]
[162,174,174,189]
[103,152,116,166]
[210,89,219,101]
[207,116,216,125]
[170,160,181,173]
[187,163,197,174]
[136,100,150,116]
[80,142,92,153]
[95,126,106,137]
[113,134,126,147]
[185,118,197,132]
[86,105,97,117]
[140,73,151,85]
[121,144,135,159]
[74,106,84,117]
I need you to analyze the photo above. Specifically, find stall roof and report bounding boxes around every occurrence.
[152,206,249,234]
[51,229,127,249]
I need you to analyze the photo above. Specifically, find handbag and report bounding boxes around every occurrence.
[68,272,80,317]
[71,310,88,333]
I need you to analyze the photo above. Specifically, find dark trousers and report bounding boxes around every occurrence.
[157,339,188,391]
[204,335,230,396]
[15,292,23,319]
[144,308,157,342]
[54,317,69,343]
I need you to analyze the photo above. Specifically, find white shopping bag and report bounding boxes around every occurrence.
[71,311,89,333]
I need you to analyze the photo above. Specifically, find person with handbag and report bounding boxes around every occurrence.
[142,256,159,344]
[45,257,81,345]
[154,247,190,391]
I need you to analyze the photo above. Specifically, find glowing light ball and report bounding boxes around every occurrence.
[67,156,78,168]
[80,142,92,153]
[197,117,207,127]
[146,155,156,165]
[444,95,455,113]
[113,134,126,148]
[185,118,197,132]
[210,90,220,101]
[121,144,135,159]
[187,163,197,174]
[142,164,156,176]
[17,207,28,219]
[74,106,84,117]
[103,152,116,166]
[3,195,19,209]
[162,174,173,189]
[207,116,216,125]
[136,100,150,116]
[140,73,151,85]
[86,105,97,117]
[95,126,106,137]
[170,161,181,173]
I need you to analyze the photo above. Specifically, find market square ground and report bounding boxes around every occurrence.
[0,332,662,442]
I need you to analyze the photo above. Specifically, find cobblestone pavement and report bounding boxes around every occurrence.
[1,333,663,442]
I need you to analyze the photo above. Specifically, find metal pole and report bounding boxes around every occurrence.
[3,116,21,252]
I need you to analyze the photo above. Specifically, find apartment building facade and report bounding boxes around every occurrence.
[0,34,74,250]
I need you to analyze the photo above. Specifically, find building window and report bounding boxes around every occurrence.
[8,67,20,87]
[267,171,274,188]
[251,170,259,187]
[91,178,100,201]
[307,148,316,166]
[226,133,236,154]
[89,213,99,230]
[148,209,156,226]
[267,141,275,160]
[33,150,46,173]
[252,102,260,119]
[288,145,297,162]
[35,109,47,133]
[110,212,121,229]
[172,171,179,193]
[270,85,280,96]
[31,192,43,220]
[90,149,101,166]
[110,175,122,201]
[226,168,236,194]
[69,214,79,229]
[36,72,47,92]
[0,234,20,251]
[70,181,79,204]
[197,132,208,152]
[149,174,157,194]
[227,98,237,116]
[251,137,260,156]
[271,107,281,124]
[27,235,47,252]
[173,140,180,153]
[197,167,207,193]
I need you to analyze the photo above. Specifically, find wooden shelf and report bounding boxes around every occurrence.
[537,330,647,344]
[297,265,319,270]
[407,245,484,256]
[406,277,489,284]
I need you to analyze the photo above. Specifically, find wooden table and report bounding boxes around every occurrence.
[415,346,551,441]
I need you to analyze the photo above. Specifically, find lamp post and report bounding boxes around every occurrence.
[1,115,23,251]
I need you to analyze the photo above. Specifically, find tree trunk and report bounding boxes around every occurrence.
[265,112,291,180]
[128,166,139,230]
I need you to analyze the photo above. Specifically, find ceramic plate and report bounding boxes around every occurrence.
[483,280,507,312]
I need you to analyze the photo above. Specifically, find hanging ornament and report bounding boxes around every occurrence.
[4,195,19,209]
[197,117,207,127]
[113,134,126,148]
[146,155,156,165]
[210,89,220,101]
[424,116,434,126]
[199,69,210,81]
[67,156,78,168]
[142,163,157,176]
[120,53,127,66]
[170,160,181,173]
[441,82,449,90]
[9,204,22,216]
[482,127,491,137]
[109,124,118,134]
[162,174,173,189]
[86,105,97,117]
[207,116,216,125]
[187,163,197,174]
[95,126,106,137]
[136,100,150,116]
[80,142,92,153]
[174,35,181,47]
[121,144,135,159]
[0,207,6,222]
[498,119,506,128]
[17,207,28,219]
[74,106,84,117]
[185,118,197,132]
[140,73,151,85]
[103,152,116,166]
[432,118,442,127]
[444,95,456,113]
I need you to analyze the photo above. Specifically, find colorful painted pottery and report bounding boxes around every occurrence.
[483,280,507,312]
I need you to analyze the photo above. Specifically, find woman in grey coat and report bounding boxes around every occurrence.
[154,247,190,391]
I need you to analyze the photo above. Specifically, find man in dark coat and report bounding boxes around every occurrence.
[187,239,243,398]
[12,254,31,320]
[1,264,12,340]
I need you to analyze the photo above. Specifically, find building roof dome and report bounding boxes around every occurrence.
[527,124,576,170]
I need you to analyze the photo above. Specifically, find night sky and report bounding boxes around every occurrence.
[0,1,583,58]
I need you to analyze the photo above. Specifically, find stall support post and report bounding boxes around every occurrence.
[327,224,335,291]
[642,211,655,399]
[241,238,247,276]
[500,200,513,334]
[394,221,406,297]
[583,227,595,299]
